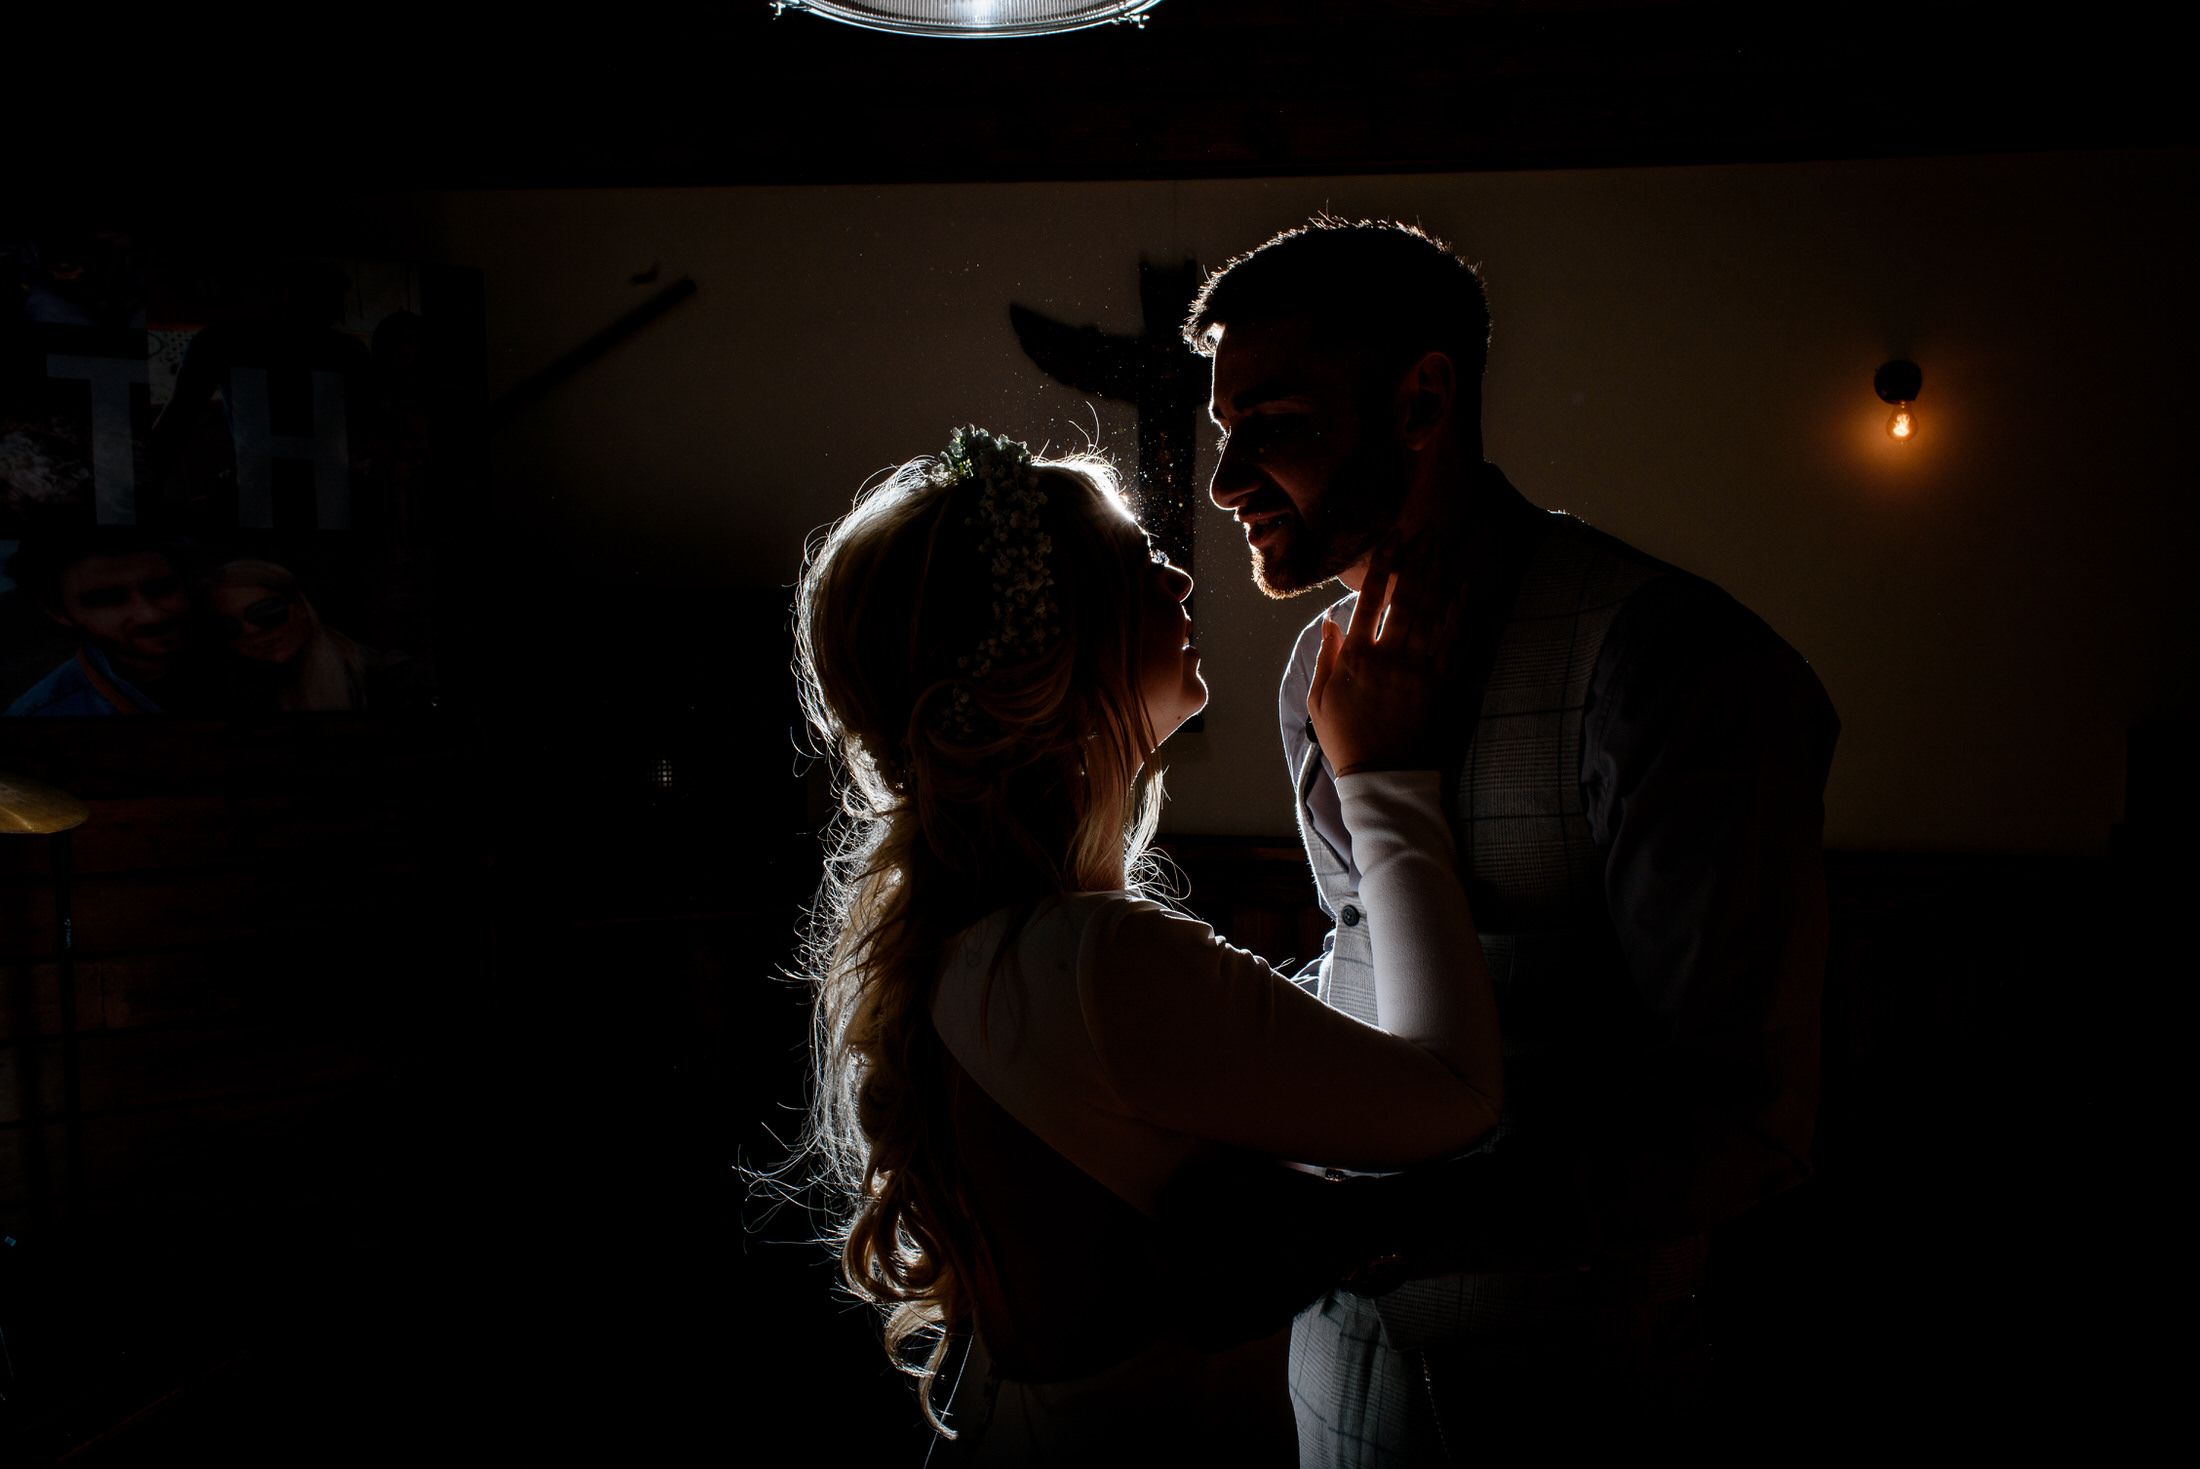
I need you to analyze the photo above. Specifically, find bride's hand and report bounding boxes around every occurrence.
[1307,535,1465,776]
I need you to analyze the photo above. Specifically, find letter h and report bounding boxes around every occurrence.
[229,367,351,530]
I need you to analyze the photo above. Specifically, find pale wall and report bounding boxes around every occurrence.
[360,150,2197,854]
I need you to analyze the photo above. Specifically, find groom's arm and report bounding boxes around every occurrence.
[1336,575,1837,1280]
[1565,574,1839,1252]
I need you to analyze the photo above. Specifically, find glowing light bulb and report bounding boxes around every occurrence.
[1874,361,1924,445]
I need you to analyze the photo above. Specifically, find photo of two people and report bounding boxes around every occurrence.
[0,233,478,719]
[2,529,425,716]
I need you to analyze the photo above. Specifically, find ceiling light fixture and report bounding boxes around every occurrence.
[772,0,1162,38]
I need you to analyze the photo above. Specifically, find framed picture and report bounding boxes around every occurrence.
[2,229,483,719]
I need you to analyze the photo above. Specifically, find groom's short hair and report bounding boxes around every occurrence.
[1182,217,1491,391]
[7,526,179,613]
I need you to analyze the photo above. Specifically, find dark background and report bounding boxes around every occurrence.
[4,3,2188,1462]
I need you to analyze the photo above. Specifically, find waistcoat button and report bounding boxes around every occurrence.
[1340,905,1362,927]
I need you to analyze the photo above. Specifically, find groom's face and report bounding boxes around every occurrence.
[1206,318,1408,598]
[45,552,192,678]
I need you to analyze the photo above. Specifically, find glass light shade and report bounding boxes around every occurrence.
[777,0,1163,37]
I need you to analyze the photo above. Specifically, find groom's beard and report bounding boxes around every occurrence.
[1248,430,1410,599]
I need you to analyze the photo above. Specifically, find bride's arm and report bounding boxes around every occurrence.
[1082,540,1502,1167]
[1309,537,1502,1107]
[1335,768,1501,1114]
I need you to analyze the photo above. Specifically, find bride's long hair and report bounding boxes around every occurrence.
[792,441,1163,1429]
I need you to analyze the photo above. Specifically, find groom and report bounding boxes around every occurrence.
[1187,219,1838,1461]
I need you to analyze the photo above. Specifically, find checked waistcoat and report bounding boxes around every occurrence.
[1292,514,1669,1359]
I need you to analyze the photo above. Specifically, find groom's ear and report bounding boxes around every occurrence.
[1396,350,1457,449]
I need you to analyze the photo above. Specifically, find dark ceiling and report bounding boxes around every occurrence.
[673,0,2190,185]
[20,0,2192,199]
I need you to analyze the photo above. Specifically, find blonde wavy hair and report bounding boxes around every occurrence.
[203,559,368,711]
[792,442,1165,1432]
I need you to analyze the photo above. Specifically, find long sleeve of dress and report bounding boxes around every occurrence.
[1338,771,1502,1091]
[1085,773,1500,1177]
[933,777,1501,1219]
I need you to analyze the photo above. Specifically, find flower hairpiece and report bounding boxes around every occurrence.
[928,426,1060,740]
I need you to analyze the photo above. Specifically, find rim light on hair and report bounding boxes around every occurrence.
[779,427,1168,1435]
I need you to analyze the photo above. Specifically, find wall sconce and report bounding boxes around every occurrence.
[1875,360,1923,442]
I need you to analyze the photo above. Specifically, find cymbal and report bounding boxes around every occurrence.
[0,771,90,835]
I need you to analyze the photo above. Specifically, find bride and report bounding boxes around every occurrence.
[794,428,1501,1463]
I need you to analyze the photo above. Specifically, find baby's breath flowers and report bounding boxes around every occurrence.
[929,427,1061,740]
